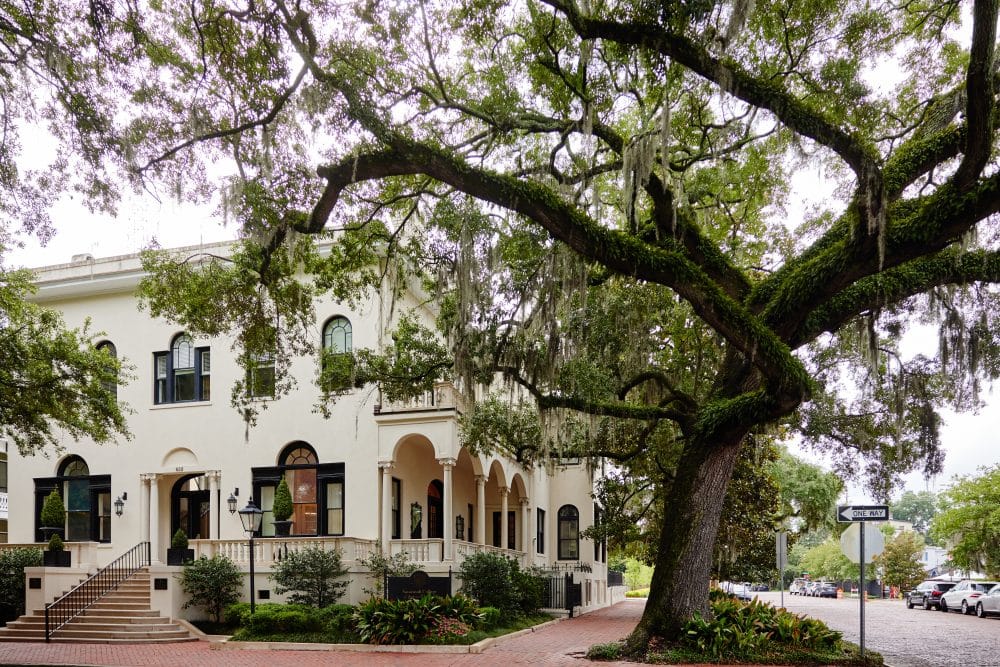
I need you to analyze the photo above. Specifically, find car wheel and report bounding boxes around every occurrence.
[962,600,971,615]
[923,597,931,610]
[940,600,948,612]
[977,602,986,618]
[906,597,914,609]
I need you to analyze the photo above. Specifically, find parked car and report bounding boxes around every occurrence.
[817,582,838,598]
[804,581,821,596]
[905,580,956,610]
[940,579,999,614]
[975,583,1000,618]
[790,578,807,595]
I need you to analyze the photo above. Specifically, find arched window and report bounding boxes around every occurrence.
[171,474,210,539]
[322,317,352,353]
[558,505,579,560]
[321,317,353,391]
[154,333,211,403]
[34,456,111,542]
[96,341,117,399]
[252,442,344,537]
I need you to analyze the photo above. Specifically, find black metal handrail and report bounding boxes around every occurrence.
[44,541,151,642]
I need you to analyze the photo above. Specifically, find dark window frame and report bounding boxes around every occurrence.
[154,333,211,404]
[251,443,345,538]
[537,508,545,555]
[96,340,118,399]
[557,504,579,560]
[34,456,111,543]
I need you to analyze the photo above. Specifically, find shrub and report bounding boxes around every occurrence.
[0,547,43,623]
[477,606,501,630]
[355,595,441,645]
[40,490,65,529]
[47,533,64,552]
[458,551,546,617]
[171,528,189,549]
[436,594,482,626]
[272,478,293,522]
[356,541,417,597]
[179,555,243,623]
[271,545,349,607]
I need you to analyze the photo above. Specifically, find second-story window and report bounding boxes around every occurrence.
[154,334,211,404]
[321,316,353,391]
[96,341,118,399]
[247,352,275,398]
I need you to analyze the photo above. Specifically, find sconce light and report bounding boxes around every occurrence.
[227,488,239,515]
[455,515,465,541]
[114,492,126,517]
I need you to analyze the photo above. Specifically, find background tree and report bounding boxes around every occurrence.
[0,267,129,455]
[771,448,845,535]
[874,530,927,597]
[271,545,350,608]
[931,466,1000,578]
[891,490,940,537]
[799,540,856,583]
[5,0,1000,652]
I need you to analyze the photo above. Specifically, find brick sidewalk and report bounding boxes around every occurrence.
[0,600,646,666]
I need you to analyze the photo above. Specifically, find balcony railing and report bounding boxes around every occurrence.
[375,381,468,415]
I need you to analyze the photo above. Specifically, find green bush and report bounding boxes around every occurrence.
[179,555,243,623]
[477,606,501,630]
[227,602,359,642]
[682,596,844,660]
[458,551,545,617]
[47,533,64,552]
[272,478,293,522]
[40,490,65,529]
[171,528,189,549]
[436,594,482,626]
[356,542,417,597]
[355,595,441,645]
[0,547,44,623]
[271,545,349,607]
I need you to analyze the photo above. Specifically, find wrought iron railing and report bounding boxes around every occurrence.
[44,541,150,642]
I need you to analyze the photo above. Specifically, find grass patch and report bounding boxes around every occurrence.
[459,613,553,645]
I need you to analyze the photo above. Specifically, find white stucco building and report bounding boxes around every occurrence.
[6,244,614,620]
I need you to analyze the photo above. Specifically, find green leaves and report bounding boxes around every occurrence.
[931,465,1000,577]
[179,555,243,623]
[271,546,350,608]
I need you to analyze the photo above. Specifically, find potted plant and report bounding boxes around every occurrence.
[39,489,65,543]
[272,478,294,537]
[167,528,194,565]
[44,533,71,567]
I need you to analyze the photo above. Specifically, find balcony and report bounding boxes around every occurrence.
[374,381,468,416]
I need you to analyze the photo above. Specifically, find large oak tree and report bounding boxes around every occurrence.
[5,0,1000,651]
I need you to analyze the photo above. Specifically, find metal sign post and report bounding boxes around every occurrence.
[776,531,787,608]
[837,504,888,660]
[859,524,865,658]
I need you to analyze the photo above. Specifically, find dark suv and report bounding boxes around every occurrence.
[906,580,956,610]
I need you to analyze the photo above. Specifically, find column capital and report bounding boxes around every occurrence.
[437,457,457,468]
[499,486,509,498]
[475,474,487,485]
[378,461,395,470]
[519,497,530,507]
[140,473,158,483]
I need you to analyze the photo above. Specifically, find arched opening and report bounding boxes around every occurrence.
[171,474,210,540]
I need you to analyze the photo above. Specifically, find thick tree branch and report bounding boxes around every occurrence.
[953,0,998,188]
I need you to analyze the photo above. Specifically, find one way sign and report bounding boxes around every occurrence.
[837,505,889,522]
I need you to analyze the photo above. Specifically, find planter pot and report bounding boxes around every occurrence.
[167,548,194,566]
[272,520,293,537]
[43,550,71,567]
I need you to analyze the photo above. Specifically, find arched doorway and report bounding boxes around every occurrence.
[427,479,444,539]
[171,474,210,539]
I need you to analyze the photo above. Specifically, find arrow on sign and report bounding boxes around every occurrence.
[837,505,889,522]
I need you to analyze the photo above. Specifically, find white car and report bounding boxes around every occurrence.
[940,579,999,614]
[975,583,1000,618]
[790,578,807,595]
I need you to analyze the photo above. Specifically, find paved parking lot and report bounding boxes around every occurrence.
[760,591,1000,667]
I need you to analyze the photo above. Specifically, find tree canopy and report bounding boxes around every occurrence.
[3,0,1000,651]
[931,465,1000,578]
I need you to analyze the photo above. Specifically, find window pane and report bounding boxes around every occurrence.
[200,350,211,400]
[98,492,111,542]
[290,468,317,534]
[260,486,275,537]
[67,511,89,541]
[174,368,195,401]
[326,482,344,535]
[173,336,195,369]
[323,317,353,353]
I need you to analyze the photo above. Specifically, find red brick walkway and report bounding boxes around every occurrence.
[0,600,646,666]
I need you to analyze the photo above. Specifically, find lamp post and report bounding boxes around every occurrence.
[237,499,263,613]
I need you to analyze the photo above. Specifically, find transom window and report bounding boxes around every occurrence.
[252,442,345,537]
[557,504,579,560]
[154,334,211,404]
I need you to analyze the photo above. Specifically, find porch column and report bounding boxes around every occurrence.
[439,458,455,560]
[208,471,220,540]
[500,486,509,551]
[148,474,161,563]
[379,462,393,553]
[475,475,486,545]
[521,497,531,555]
[140,474,151,544]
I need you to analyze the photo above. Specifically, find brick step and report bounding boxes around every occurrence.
[7,617,174,630]
[0,635,198,644]
[30,607,162,618]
